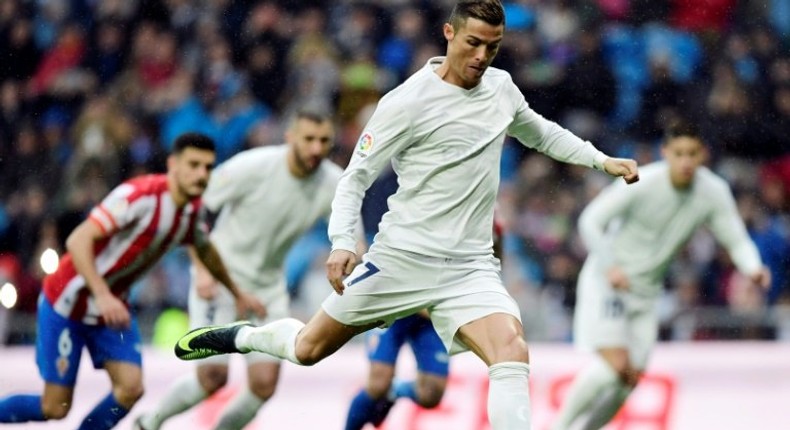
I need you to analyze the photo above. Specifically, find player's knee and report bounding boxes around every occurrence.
[197,366,229,393]
[250,382,277,400]
[293,342,326,366]
[415,379,445,408]
[366,378,392,399]
[495,333,529,364]
[41,400,70,420]
[416,389,443,409]
[113,382,144,407]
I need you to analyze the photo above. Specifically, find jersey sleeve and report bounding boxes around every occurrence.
[88,183,144,235]
[706,183,763,276]
[328,99,414,252]
[577,179,637,268]
[202,151,258,212]
[506,79,607,171]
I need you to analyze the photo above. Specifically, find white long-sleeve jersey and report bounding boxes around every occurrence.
[329,57,607,258]
[204,145,343,298]
[578,161,763,297]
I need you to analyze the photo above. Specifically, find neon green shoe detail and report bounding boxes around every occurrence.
[174,321,253,360]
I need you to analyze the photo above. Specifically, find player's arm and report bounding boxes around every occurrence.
[192,240,267,318]
[66,218,131,328]
[327,101,413,294]
[578,180,637,289]
[506,81,638,184]
[707,185,771,289]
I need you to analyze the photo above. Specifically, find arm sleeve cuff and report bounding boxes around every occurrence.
[331,237,358,254]
[593,151,609,171]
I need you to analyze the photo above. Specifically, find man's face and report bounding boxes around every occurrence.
[444,17,504,88]
[287,118,334,176]
[661,136,706,188]
[169,148,216,199]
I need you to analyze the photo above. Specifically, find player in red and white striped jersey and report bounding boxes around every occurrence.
[0,133,265,429]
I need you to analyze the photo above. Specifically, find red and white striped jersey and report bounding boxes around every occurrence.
[44,174,209,324]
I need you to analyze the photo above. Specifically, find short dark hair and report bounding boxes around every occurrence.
[664,119,702,143]
[449,0,505,31]
[293,109,331,125]
[172,132,215,154]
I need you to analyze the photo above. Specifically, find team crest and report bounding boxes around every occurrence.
[356,131,374,157]
[57,356,70,378]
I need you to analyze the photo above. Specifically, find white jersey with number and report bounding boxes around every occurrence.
[203,144,343,300]
[329,56,607,258]
[578,161,763,297]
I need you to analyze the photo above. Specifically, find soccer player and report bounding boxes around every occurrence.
[0,133,265,429]
[134,110,345,430]
[175,2,639,429]
[344,216,505,430]
[551,120,771,430]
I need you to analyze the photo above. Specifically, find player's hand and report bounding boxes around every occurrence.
[750,266,772,290]
[95,293,131,328]
[326,249,358,295]
[607,266,631,291]
[195,266,219,300]
[603,157,640,184]
[235,291,267,319]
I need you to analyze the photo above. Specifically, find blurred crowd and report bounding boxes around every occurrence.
[0,0,788,344]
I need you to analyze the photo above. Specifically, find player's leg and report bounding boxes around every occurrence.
[456,312,531,430]
[78,319,144,430]
[552,260,631,430]
[213,360,281,430]
[176,249,420,365]
[406,317,449,410]
[137,284,236,430]
[576,299,658,430]
[0,297,84,422]
[345,324,405,430]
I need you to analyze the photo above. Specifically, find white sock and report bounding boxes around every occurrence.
[213,387,266,430]
[580,383,632,430]
[235,318,304,364]
[139,373,208,430]
[488,362,531,430]
[552,356,619,430]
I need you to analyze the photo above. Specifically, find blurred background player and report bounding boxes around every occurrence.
[344,214,504,430]
[552,119,771,430]
[0,133,264,429]
[135,110,346,430]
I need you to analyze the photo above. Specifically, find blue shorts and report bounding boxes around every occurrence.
[365,314,449,377]
[36,296,142,386]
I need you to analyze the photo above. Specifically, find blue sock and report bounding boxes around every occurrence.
[0,394,46,422]
[393,380,418,402]
[77,393,129,430]
[345,389,378,430]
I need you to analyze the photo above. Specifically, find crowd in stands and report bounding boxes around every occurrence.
[0,0,788,344]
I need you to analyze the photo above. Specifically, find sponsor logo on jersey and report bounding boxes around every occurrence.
[355,131,374,157]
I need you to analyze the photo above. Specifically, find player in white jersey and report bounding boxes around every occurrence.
[134,111,343,430]
[174,2,638,429]
[551,120,771,430]
[0,133,265,429]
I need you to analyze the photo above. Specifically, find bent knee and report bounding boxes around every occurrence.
[496,334,530,364]
[249,380,277,400]
[198,367,229,393]
[293,343,327,366]
[113,383,144,407]
[41,401,69,420]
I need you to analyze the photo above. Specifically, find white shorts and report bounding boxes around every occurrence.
[573,257,659,369]
[189,277,289,365]
[321,246,522,355]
